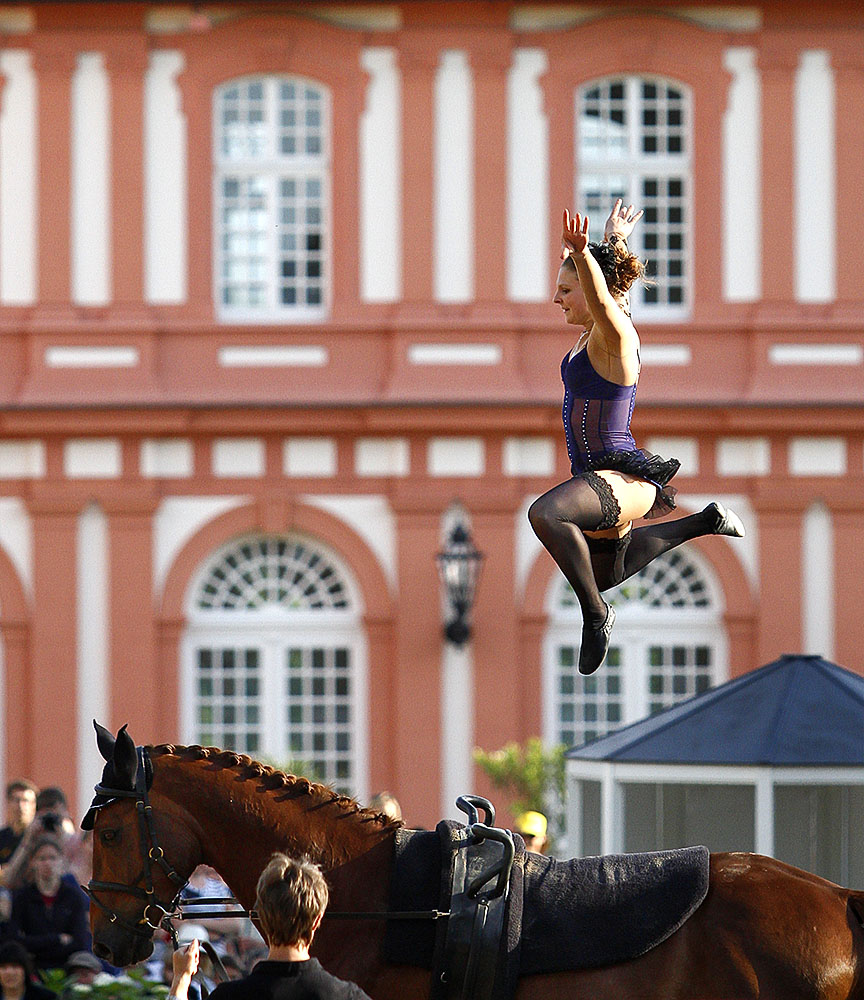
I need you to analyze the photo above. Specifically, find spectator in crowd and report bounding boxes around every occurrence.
[368,792,402,823]
[1,789,86,893]
[64,951,103,986]
[169,854,371,1000]
[514,811,548,855]
[0,784,38,869]
[0,942,53,1000]
[8,838,90,971]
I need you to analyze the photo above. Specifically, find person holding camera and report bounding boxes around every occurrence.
[7,838,90,971]
[0,788,85,894]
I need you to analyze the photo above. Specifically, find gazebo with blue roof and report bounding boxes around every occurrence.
[564,654,864,885]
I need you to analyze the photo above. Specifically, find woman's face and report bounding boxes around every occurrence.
[553,263,589,326]
[0,962,26,993]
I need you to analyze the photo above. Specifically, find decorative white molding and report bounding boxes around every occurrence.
[503,437,555,477]
[639,344,692,366]
[212,438,266,478]
[64,439,122,479]
[0,441,45,478]
[153,496,249,595]
[717,437,770,476]
[803,501,833,661]
[140,439,194,478]
[283,438,337,477]
[645,436,698,476]
[789,437,846,477]
[428,437,485,477]
[218,345,328,367]
[302,494,397,591]
[769,344,862,365]
[408,343,502,366]
[45,346,139,368]
[354,438,409,477]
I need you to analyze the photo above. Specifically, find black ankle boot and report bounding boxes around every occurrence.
[578,603,616,675]
[704,502,745,538]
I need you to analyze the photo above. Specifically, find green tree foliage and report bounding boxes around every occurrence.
[473,738,566,839]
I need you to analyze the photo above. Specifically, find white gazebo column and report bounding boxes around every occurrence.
[566,774,583,859]
[754,768,775,856]
[601,763,623,855]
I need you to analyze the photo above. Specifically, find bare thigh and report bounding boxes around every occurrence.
[584,470,656,539]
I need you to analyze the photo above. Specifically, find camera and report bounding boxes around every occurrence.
[40,812,63,833]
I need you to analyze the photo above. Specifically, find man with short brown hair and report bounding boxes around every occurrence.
[169,854,370,1000]
[0,780,37,866]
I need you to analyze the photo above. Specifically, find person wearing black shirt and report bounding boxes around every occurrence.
[169,855,370,1000]
[0,783,37,869]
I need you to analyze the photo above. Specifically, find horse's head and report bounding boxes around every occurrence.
[84,723,201,968]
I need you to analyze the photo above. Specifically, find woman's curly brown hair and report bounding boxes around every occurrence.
[562,241,646,297]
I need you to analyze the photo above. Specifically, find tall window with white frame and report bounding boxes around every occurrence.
[544,548,726,749]
[215,76,329,320]
[577,76,691,316]
[183,535,366,798]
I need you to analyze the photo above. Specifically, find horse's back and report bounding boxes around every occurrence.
[512,851,864,1000]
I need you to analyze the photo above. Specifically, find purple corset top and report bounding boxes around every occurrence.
[561,347,639,473]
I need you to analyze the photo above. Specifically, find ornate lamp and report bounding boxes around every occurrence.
[436,519,484,647]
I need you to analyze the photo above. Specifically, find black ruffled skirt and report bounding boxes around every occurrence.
[576,449,680,519]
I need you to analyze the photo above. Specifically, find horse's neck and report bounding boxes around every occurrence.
[152,753,395,909]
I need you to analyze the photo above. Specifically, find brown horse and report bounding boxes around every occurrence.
[85,726,864,1000]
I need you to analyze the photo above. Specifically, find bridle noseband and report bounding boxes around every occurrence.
[83,747,188,942]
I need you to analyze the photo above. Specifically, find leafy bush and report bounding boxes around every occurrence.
[473,738,566,849]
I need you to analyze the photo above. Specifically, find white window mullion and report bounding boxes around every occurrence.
[263,636,283,760]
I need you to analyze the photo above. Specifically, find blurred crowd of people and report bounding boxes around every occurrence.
[0,778,268,999]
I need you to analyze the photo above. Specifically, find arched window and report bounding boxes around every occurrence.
[214,76,329,321]
[577,76,691,317]
[544,548,726,748]
[182,535,365,797]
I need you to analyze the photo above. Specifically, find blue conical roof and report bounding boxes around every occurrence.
[565,654,864,765]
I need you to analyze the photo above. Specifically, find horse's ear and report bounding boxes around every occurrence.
[112,724,138,790]
[94,721,115,762]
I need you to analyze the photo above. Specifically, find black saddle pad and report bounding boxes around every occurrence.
[520,846,710,972]
[385,829,709,976]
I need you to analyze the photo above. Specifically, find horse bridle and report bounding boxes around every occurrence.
[83,746,189,942]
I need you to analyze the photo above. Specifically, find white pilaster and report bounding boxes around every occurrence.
[77,503,109,820]
[72,53,110,305]
[795,50,835,302]
[435,50,472,302]
[360,47,400,302]
[441,641,474,820]
[145,50,187,303]
[0,50,36,304]
[722,47,760,302]
[754,769,775,857]
[802,501,834,660]
[508,48,548,301]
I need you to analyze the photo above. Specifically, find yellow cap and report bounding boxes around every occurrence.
[514,810,547,838]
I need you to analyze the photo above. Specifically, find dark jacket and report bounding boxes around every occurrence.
[209,959,371,1000]
[9,881,91,969]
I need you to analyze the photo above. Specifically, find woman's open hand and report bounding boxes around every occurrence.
[604,199,643,242]
[561,209,589,259]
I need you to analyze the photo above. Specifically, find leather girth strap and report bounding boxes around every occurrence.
[429,815,519,1000]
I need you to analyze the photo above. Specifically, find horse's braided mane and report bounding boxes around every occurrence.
[147,743,402,832]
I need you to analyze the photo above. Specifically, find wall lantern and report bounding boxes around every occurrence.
[436,516,484,647]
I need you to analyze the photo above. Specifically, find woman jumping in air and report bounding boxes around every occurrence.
[529,201,745,675]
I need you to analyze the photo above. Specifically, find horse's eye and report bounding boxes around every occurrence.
[100,829,118,844]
